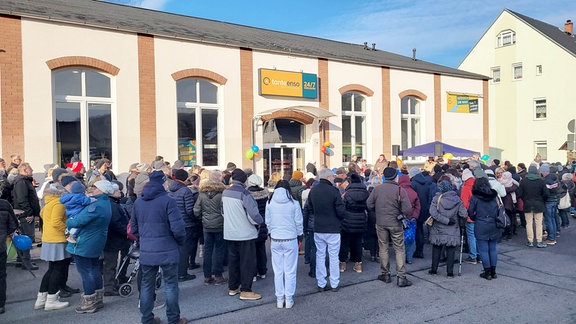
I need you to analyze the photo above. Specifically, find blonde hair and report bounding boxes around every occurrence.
[200,169,211,181]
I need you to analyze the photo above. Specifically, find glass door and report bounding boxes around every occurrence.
[263,146,305,186]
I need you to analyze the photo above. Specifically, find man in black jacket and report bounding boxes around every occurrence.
[0,199,18,314]
[308,168,346,291]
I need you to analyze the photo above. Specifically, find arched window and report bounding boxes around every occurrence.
[342,91,367,161]
[53,68,113,167]
[497,30,516,47]
[401,96,422,150]
[177,78,219,166]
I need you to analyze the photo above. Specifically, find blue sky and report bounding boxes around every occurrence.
[106,0,576,68]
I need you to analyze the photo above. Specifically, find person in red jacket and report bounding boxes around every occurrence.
[398,175,420,264]
[460,168,478,264]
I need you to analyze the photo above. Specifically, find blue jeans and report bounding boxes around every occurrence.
[544,201,558,241]
[140,263,179,324]
[476,239,497,268]
[405,241,415,262]
[305,231,316,275]
[466,222,477,259]
[74,255,103,295]
[559,208,570,227]
[203,231,226,278]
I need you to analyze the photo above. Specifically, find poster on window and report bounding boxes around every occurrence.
[447,93,478,113]
[178,140,196,167]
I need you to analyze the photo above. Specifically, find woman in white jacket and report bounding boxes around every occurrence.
[265,180,303,309]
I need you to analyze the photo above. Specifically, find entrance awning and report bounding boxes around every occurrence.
[255,106,336,124]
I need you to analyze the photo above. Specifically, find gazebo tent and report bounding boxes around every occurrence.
[399,141,479,157]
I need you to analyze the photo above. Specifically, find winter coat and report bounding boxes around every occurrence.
[410,173,437,222]
[126,171,138,202]
[543,174,559,202]
[60,193,92,218]
[222,180,263,241]
[265,187,303,240]
[468,187,501,241]
[302,199,315,233]
[168,181,199,228]
[40,185,68,243]
[398,175,421,220]
[341,182,369,233]
[428,191,467,246]
[194,180,225,233]
[131,181,186,266]
[248,185,270,242]
[308,178,346,233]
[518,174,548,213]
[66,194,112,258]
[105,196,129,252]
[288,179,305,205]
[558,179,575,210]
[502,183,518,212]
[0,199,18,253]
[12,174,40,217]
[366,180,412,228]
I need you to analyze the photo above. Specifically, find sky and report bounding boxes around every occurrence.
[105,0,576,68]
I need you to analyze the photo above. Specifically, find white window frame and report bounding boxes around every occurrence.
[512,63,523,81]
[341,91,368,161]
[534,141,547,161]
[491,67,501,83]
[401,96,423,151]
[534,98,547,120]
[497,30,516,47]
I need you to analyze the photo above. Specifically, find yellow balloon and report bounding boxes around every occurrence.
[324,141,331,147]
[245,149,254,159]
[443,153,454,159]
[396,157,402,165]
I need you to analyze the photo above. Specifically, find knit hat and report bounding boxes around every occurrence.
[562,173,573,181]
[111,180,124,192]
[383,167,397,181]
[462,169,474,182]
[173,169,189,182]
[247,174,262,187]
[433,165,443,174]
[60,175,77,187]
[539,163,550,174]
[292,170,304,180]
[349,173,362,184]
[231,168,247,183]
[151,160,164,170]
[70,181,86,194]
[549,165,558,174]
[52,168,68,182]
[408,167,421,179]
[226,162,237,172]
[94,180,115,195]
[528,165,538,174]
[172,160,184,170]
[149,170,166,184]
[438,180,452,193]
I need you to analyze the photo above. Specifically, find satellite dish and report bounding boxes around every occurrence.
[569,119,576,133]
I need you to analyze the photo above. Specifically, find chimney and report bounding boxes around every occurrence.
[565,19,573,35]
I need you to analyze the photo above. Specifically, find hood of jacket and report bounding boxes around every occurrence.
[248,185,270,200]
[472,186,498,201]
[411,173,433,186]
[141,182,167,201]
[398,175,411,188]
[199,179,226,199]
[168,180,187,193]
[43,183,67,197]
[270,187,292,204]
[437,191,462,210]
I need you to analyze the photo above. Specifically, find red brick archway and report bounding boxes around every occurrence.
[46,56,120,75]
[171,68,227,85]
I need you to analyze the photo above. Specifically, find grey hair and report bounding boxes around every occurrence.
[468,160,481,169]
[317,168,334,180]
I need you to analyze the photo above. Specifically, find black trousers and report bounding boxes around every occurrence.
[415,221,425,255]
[0,251,6,307]
[431,245,456,275]
[102,250,119,292]
[255,239,267,276]
[339,231,363,263]
[179,227,201,276]
[40,259,68,294]
[61,257,72,289]
[227,239,256,292]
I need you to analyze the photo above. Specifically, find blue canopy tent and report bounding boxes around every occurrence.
[399,141,479,157]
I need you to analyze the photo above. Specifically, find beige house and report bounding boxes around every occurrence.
[459,9,576,164]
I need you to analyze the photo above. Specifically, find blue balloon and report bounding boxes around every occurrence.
[13,234,32,251]
[251,145,259,153]
[325,147,331,154]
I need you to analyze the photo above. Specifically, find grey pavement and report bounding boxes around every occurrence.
[3,222,576,324]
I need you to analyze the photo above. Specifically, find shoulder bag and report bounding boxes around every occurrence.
[495,196,510,229]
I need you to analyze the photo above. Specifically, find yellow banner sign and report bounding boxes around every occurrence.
[447,92,478,113]
[259,69,317,98]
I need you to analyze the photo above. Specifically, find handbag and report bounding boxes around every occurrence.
[495,196,510,229]
[558,191,571,210]
[426,194,443,227]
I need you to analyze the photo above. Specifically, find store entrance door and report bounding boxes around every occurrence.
[263,146,305,186]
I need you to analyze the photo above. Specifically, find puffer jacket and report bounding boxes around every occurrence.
[288,179,305,205]
[168,181,199,228]
[428,191,467,246]
[543,174,559,202]
[105,196,129,252]
[302,199,315,233]
[40,184,68,243]
[468,186,501,241]
[0,199,18,253]
[410,173,436,222]
[222,180,263,241]
[341,182,369,233]
[248,185,270,242]
[12,174,40,217]
[308,179,346,233]
[194,180,225,233]
[366,180,413,228]
[398,175,421,219]
[265,187,303,240]
[518,174,548,213]
[131,181,185,266]
[66,194,112,258]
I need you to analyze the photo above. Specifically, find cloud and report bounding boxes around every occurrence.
[140,0,170,10]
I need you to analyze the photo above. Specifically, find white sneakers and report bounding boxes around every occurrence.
[276,299,294,309]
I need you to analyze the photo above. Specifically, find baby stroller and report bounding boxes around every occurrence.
[115,241,162,297]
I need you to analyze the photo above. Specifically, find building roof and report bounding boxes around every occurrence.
[0,0,487,80]
[506,9,576,58]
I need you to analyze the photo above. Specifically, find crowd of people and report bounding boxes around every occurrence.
[0,152,574,323]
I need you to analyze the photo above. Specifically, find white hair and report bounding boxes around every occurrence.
[317,168,334,180]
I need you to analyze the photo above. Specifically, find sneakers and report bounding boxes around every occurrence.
[339,262,346,272]
[544,240,556,245]
[277,299,284,308]
[317,285,330,292]
[213,276,227,285]
[526,242,534,247]
[204,277,215,285]
[239,291,262,300]
[353,262,362,273]
[228,288,240,296]
[331,286,340,292]
[463,257,477,264]
[137,299,165,310]
[178,274,196,282]
[428,270,437,276]
[253,274,266,282]
[285,300,294,309]
[536,242,548,248]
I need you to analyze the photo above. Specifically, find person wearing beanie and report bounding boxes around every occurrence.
[485,170,506,198]
[539,163,560,245]
[366,165,414,287]
[51,168,68,184]
[289,171,306,207]
[558,172,575,229]
[428,180,467,277]
[246,173,269,282]
[168,166,201,282]
[518,165,548,248]
[131,166,187,323]
[408,167,421,179]
[222,167,264,300]
[226,162,237,172]
[60,176,77,188]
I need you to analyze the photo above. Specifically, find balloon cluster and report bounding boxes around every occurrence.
[246,145,260,160]
[442,153,454,164]
[320,141,332,154]
[480,154,490,165]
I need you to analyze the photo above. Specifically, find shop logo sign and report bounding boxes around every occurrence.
[259,69,317,99]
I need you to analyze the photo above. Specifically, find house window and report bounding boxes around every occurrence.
[177,78,219,167]
[401,96,422,150]
[497,30,516,47]
[536,65,542,76]
[491,67,501,83]
[513,63,523,80]
[534,98,547,120]
[342,92,367,160]
[53,68,113,167]
[535,141,547,161]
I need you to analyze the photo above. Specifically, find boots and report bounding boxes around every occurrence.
[397,276,412,287]
[95,288,104,309]
[75,293,98,314]
[490,266,497,279]
[479,268,492,280]
[34,292,48,310]
[353,262,362,273]
[44,293,69,311]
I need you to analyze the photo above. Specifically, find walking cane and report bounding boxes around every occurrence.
[458,234,464,276]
